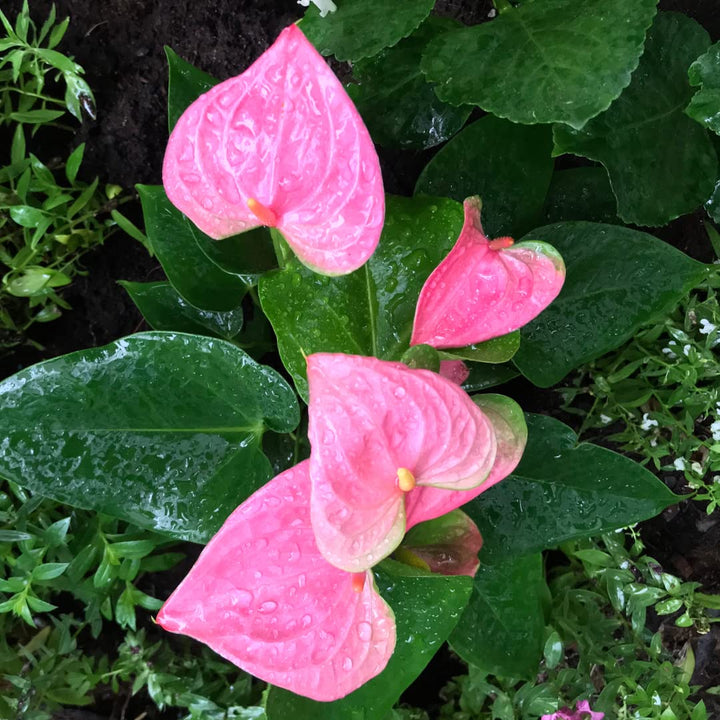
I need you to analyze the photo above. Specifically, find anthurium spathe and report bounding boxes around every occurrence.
[404,393,527,529]
[411,196,565,348]
[163,24,384,276]
[156,460,396,702]
[307,353,498,573]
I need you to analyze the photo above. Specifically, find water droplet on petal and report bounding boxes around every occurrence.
[259,600,278,614]
[357,621,373,642]
[342,656,353,671]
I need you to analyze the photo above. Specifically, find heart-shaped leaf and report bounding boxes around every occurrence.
[300,0,435,62]
[259,195,464,400]
[158,461,395,701]
[165,47,219,132]
[415,116,554,238]
[450,553,546,678]
[307,353,497,573]
[513,222,708,387]
[464,414,679,561]
[163,24,384,275]
[347,16,471,150]
[542,167,620,225]
[411,197,565,349]
[421,0,659,130]
[0,332,300,543]
[686,41,720,135]
[121,281,245,341]
[553,12,717,227]
[265,559,472,719]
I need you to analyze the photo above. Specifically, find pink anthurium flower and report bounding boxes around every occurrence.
[307,353,498,573]
[156,460,396,702]
[396,509,483,578]
[404,394,527,529]
[411,196,565,348]
[163,24,384,276]
[542,700,604,720]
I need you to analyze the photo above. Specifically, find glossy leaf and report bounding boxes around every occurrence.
[686,41,720,135]
[0,332,300,543]
[542,167,620,225]
[464,414,679,561]
[300,0,434,62]
[462,364,519,393]
[450,553,546,678]
[440,331,520,365]
[259,195,464,399]
[411,197,565,349]
[401,510,482,577]
[265,559,472,719]
[347,16,471,150]
[165,46,219,132]
[554,13,717,227]
[421,0,658,129]
[138,185,246,312]
[415,116,554,238]
[120,281,245,340]
[163,25,384,276]
[513,222,708,387]
[307,353,497,573]
[158,462,395,701]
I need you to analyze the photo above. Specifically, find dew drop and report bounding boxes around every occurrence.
[393,386,406,399]
[234,589,253,608]
[342,656,353,671]
[322,428,336,444]
[356,622,373,642]
[301,613,313,628]
[259,600,278,614]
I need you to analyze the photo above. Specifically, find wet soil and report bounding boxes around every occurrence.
[2,0,720,717]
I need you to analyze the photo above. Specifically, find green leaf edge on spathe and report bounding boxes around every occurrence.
[464,413,679,561]
[264,559,472,720]
[0,332,300,544]
[513,221,709,387]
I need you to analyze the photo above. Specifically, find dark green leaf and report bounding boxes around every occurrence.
[121,281,245,341]
[347,16,471,149]
[462,363,519,393]
[32,563,69,581]
[442,332,520,364]
[300,0,435,62]
[542,167,620,225]
[259,195,463,399]
[553,13,716,227]
[137,185,247,311]
[65,144,84,184]
[421,0,658,129]
[194,227,278,282]
[265,560,472,720]
[513,222,708,387]
[0,332,300,543]
[415,116,553,237]
[686,41,720,135]
[165,47,219,133]
[10,109,65,123]
[464,414,678,560]
[450,554,545,678]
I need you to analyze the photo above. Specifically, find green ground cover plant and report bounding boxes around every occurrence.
[3,0,720,718]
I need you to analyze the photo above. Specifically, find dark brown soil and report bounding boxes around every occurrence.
[2,0,720,717]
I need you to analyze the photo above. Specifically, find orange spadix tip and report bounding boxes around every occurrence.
[351,572,366,593]
[397,467,416,492]
[247,197,278,227]
[489,236,514,250]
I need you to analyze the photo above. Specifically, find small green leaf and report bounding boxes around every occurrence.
[265,560,472,720]
[121,281,245,341]
[6,267,71,297]
[553,13,717,227]
[10,109,65,123]
[115,585,137,630]
[9,205,47,228]
[415,116,553,238]
[543,631,563,669]
[0,332,300,543]
[300,0,435,62]
[441,332,520,364]
[513,222,708,387]
[165,47,219,132]
[137,185,247,312]
[450,554,546,678]
[26,596,57,613]
[421,0,658,129]
[347,16,471,150]
[465,414,678,560]
[65,143,84,184]
[32,562,69,581]
[0,530,33,542]
[686,41,720,135]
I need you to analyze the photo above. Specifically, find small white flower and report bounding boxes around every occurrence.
[699,319,717,335]
[600,414,612,425]
[669,340,677,346]
[673,458,686,471]
[650,439,658,447]
[620,560,630,569]
[640,413,659,431]
[662,347,677,359]
[682,344,692,356]
[691,461,704,475]
[297,0,337,17]
[711,420,720,441]
[488,8,497,17]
